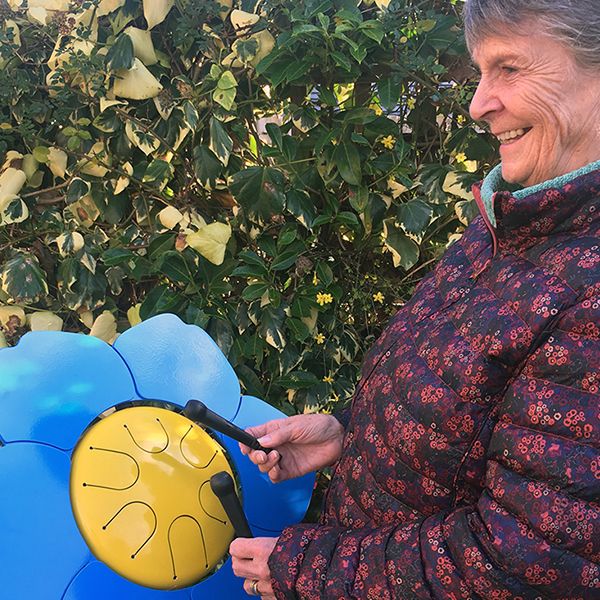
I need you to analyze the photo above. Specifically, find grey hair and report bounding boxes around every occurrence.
[463,0,600,71]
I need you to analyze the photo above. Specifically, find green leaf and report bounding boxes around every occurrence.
[242,282,269,301]
[106,33,135,71]
[182,100,199,131]
[213,86,236,111]
[258,305,287,349]
[102,248,135,267]
[229,167,285,222]
[397,199,433,234]
[286,189,317,229]
[287,317,310,342]
[348,185,369,213]
[316,262,333,286]
[360,20,384,43]
[193,144,222,187]
[384,224,420,270]
[143,159,173,185]
[158,250,195,285]
[333,140,361,185]
[139,284,186,319]
[331,50,352,72]
[0,252,48,303]
[271,247,301,271]
[378,77,401,111]
[209,117,233,166]
[275,370,320,389]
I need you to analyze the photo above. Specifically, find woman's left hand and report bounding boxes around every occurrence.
[230,536,278,598]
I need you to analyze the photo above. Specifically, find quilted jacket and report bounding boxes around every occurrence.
[269,165,600,599]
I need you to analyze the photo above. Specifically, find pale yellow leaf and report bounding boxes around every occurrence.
[374,0,391,7]
[158,205,183,229]
[100,98,127,112]
[22,155,39,180]
[28,311,63,332]
[230,9,259,34]
[0,330,7,348]
[90,310,117,343]
[127,303,142,327]
[143,0,174,29]
[1,151,23,171]
[48,147,67,178]
[0,305,25,327]
[113,58,163,100]
[250,30,275,66]
[0,168,26,199]
[27,6,49,25]
[186,222,231,265]
[5,20,21,46]
[77,141,110,177]
[124,27,158,65]
[79,309,94,329]
[97,0,125,16]
[387,178,408,198]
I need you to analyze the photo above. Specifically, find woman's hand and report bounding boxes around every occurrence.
[240,413,345,482]
[230,537,277,599]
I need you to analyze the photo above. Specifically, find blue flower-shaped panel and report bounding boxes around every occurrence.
[0,314,315,599]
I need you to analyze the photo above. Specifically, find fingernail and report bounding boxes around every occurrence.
[258,435,271,445]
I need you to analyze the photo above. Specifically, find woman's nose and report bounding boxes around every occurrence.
[469,77,503,122]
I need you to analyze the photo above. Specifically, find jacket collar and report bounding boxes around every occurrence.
[472,160,600,254]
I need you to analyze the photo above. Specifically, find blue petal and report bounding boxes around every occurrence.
[222,395,315,532]
[114,315,240,420]
[63,561,192,600]
[0,332,136,448]
[0,442,91,599]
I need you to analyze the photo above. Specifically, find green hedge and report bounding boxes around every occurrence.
[0,0,496,413]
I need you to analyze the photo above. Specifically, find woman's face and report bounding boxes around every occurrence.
[469,26,600,187]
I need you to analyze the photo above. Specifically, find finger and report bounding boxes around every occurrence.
[257,451,279,473]
[243,578,265,597]
[268,462,284,483]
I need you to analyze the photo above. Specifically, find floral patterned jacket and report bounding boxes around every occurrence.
[269,165,600,599]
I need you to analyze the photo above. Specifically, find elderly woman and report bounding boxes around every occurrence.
[230,0,600,597]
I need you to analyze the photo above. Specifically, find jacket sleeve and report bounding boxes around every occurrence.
[268,292,600,600]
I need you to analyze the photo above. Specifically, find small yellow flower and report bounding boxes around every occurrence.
[316,292,333,306]
[380,135,395,150]
[330,392,340,402]
[406,97,416,110]
[457,114,466,125]
[322,375,334,383]
[373,291,385,303]
[371,104,383,116]
[454,152,467,163]
[399,35,408,44]
[312,272,319,285]
[315,333,326,344]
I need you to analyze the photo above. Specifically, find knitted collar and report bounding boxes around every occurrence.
[478,159,600,227]
[472,160,600,255]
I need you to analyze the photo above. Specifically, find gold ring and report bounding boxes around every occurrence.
[251,579,260,596]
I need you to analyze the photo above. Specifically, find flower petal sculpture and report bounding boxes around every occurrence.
[0,314,315,599]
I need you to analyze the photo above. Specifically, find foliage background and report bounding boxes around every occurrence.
[0,0,496,414]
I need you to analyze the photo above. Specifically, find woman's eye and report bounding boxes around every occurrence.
[501,66,518,74]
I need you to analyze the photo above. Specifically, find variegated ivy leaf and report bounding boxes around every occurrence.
[55,232,85,257]
[0,196,29,225]
[1,252,49,303]
[209,117,233,166]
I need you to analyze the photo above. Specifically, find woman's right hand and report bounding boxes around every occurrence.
[239,414,345,483]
